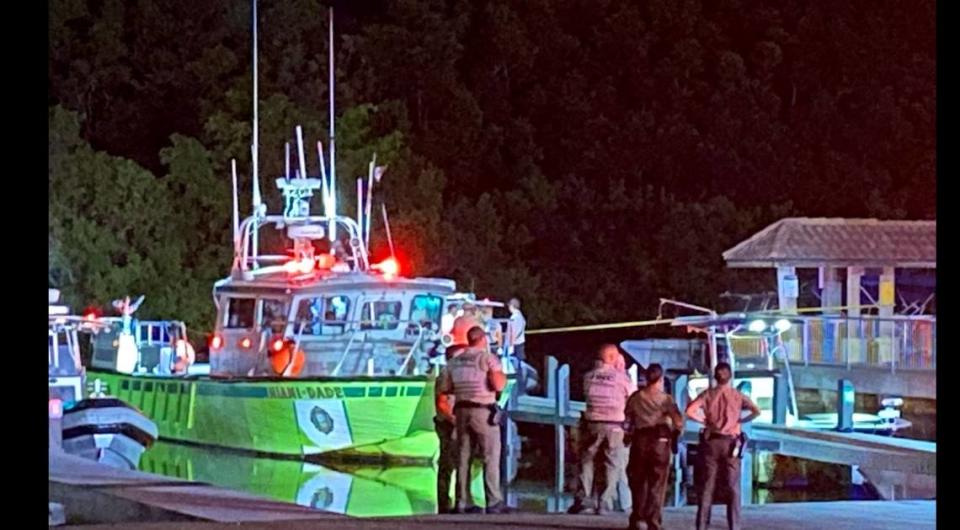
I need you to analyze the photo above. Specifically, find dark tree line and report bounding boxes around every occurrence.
[49,0,934,331]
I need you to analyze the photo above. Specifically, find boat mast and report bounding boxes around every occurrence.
[327,4,337,243]
[250,0,262,267]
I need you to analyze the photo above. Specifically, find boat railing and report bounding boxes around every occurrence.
[729,314,935,373]
[87,318,188,346]
[285,318,431,376]
[48,324,82,374]
[234,214,369,273]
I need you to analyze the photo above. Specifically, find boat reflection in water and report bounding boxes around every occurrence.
[140,441,486,516]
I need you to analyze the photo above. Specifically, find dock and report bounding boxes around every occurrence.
[506,356,937,501]
[51,433,934,529]
[59,498,935,529]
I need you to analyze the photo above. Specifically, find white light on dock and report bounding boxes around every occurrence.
[774,318,792,333]
[748,319,768,333]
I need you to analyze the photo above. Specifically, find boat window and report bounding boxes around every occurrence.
[410,294,443,329]
[226,298,256,329]
[261,298,289,334]
[295,295,351,336]
[361,300,403,330]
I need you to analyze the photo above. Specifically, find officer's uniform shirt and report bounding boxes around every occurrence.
[626,389,679,430]
[583,364,636,422]
[437,347,502,405]
[691,385,758,436]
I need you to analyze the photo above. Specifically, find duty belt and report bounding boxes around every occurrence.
[584,419,626,426]
[454,401,496,409]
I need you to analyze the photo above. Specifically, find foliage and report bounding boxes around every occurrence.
[49,0,934,331]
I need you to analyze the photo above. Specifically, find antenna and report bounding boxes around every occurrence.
[285,142,291,180]
[327,4,337,242]
[295,125,308,182]
[365,155,376,248]
[250,0,261,268]
[317,141,331,227]
[356,178,363,239]
[381,203,396,259]
[251,0,261,211]
[231,159,240,243]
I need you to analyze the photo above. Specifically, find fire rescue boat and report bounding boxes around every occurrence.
[81,5,517,463]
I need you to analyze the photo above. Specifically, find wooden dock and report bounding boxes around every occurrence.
[505,356,937,503]
[59,501,935,529]
[51,445,934,529]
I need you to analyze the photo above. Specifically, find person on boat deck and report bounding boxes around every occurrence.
[568,344,636,515]
[480,303,503,352]
[624,363,683,530]
[411,298,432,329]
[451,303,482,346]
[434,344,466,513]
[442,304,459,337]
[437,326,508,514]
[685,362,761,530]
[506,298,526,392]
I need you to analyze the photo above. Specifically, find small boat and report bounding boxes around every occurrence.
[49,289,159,470]
[61,397,159,469]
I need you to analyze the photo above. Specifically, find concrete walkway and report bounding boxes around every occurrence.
[51,449,933,529]
[61,500,934,529]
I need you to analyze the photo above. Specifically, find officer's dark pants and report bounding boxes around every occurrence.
[455,405,503,509]
[696,435,741,530]
[574,422,624,512]
[435,418,457,513]
[627,435,672,530]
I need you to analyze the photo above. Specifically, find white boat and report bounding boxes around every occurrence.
[61,397,160,469]
[49,289,159,470]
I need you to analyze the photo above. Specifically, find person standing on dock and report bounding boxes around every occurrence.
[568,344,636,515]
[506,298,527,393]
[624,363,683,530]
[438,326,508,514]
[685,362,761,530]
[435,344,466,514]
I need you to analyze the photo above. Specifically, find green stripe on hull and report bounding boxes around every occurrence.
[87,370,516,462]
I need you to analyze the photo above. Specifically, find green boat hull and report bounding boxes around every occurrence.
[87,369,515,463]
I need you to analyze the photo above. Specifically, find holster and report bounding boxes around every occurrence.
[734,432,748,459]
[487,404,503,426]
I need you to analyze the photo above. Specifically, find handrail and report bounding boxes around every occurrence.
[308,318,426,376]
[234,214,369,272]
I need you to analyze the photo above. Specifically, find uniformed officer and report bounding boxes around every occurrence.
[685,362,761,530]
[624,363,683,530]
[437,326,508,513]
[568,344,636,515]
[434,344,466,513]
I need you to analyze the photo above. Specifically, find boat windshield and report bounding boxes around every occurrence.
[410,294,443,329]
[361,301,403,330]
[295,295,351,336]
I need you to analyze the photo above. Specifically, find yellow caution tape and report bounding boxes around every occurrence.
[526,318,675,335]
[526,305,882,335]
